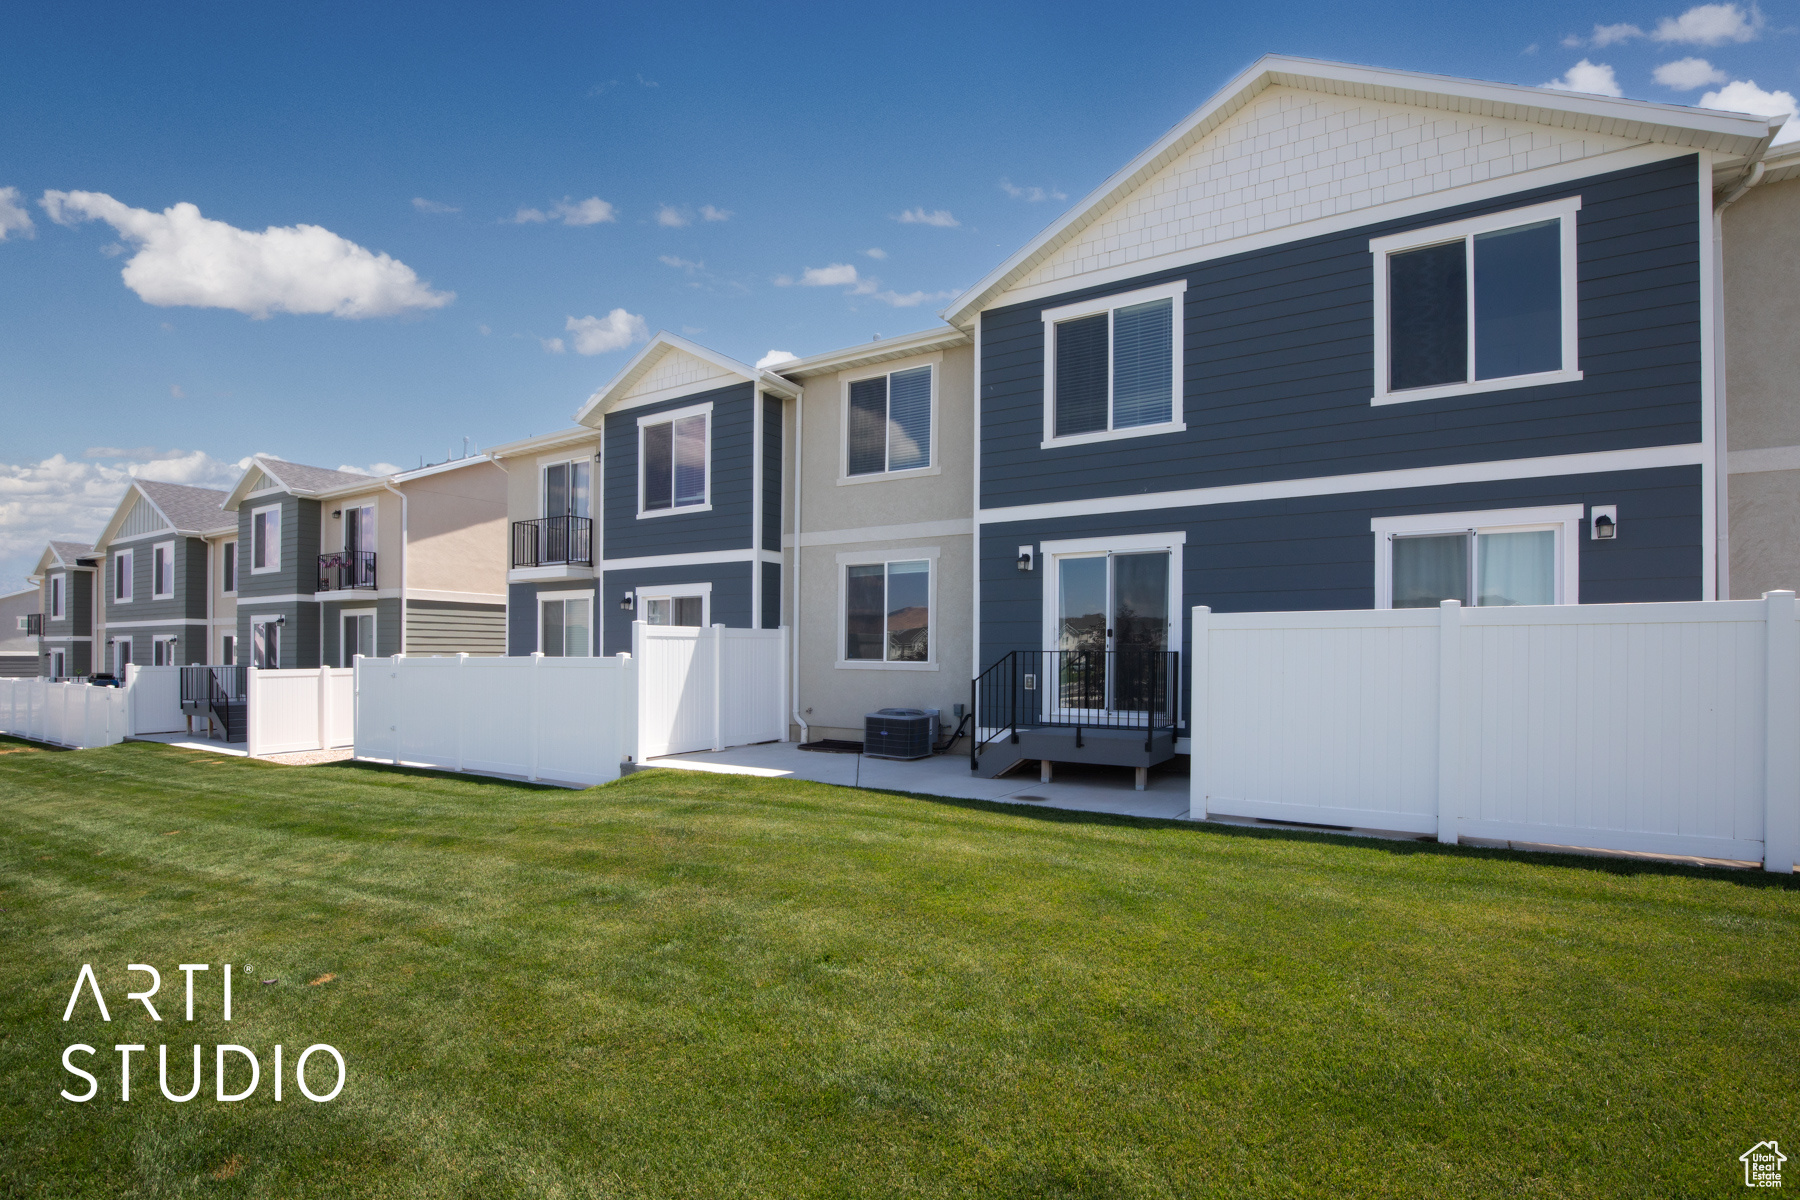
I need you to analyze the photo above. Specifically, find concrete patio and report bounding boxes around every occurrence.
[637,740,1192,821]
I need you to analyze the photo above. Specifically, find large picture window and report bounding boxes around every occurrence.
[845,364,933,478]
[1371,198,1581,405]
[639,405,710,516]
[1372,506,1582,609]
[842,557,931,666]
[1041,280,1186,446]
[540,595,592,657]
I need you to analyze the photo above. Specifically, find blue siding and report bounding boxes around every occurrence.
[980,156,1703,511]
[507,580,600,655]
[761,561,781,629]
[603,382,756,558]
[601,563,753,656]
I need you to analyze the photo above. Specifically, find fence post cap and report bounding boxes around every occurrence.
[1439,599,1462,609]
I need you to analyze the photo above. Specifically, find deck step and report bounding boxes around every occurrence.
[972,725,1177,780]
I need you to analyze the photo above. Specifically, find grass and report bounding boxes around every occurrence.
[0,736,1794,1198]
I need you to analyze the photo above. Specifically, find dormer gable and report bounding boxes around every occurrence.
[119,493,172,539]
[574,332,798,426]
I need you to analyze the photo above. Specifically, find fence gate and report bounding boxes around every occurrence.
[634,623,787,758]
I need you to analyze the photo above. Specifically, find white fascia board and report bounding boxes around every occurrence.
[941,53,1777,328]
[486,428,601,460]
[574,331,791,427]
[222,456,288,511]
[773,326,971,380]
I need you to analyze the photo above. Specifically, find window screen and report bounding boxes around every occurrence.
[1388,242,1467,392]
[1054,313,1109,437]
[643,414,707,511]
[847,366,932,475]
[1111,299,1173,428]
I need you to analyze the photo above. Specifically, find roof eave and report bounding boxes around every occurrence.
[772,326,971,380]
[573,332,798,428]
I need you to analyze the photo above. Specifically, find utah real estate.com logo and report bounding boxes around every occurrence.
[1741,1141,1786,1189]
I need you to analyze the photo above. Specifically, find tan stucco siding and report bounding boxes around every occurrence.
[400,461,509,596]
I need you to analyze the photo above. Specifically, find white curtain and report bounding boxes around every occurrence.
[1477,530,1554,606]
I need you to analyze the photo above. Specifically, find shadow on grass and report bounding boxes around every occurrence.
[0,733,71,752]
[316,756,579,793]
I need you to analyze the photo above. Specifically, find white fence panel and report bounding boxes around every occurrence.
[1193,594,1800,873]
[0,677,128,749]
[247,667,355,756]
[635,623,787,758]
[126,665,184,735]
[355,654,634,787]
[720,626,788,749]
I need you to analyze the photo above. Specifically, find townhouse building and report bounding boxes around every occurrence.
[92,480,236,674]
[1,587,39,677]
[219,454,507,668]
[28,542,97,678]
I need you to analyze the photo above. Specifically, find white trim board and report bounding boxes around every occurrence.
[1727,445,1800,474]
[788,518,973,548]
[977,443,1705,526]
[102,618,213,630]
[601,548,780,572]
[834,547,940,672]
[1370,504,1583,609]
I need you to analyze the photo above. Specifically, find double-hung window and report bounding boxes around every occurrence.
[1371,197,1581,404]
[251,505,281,572]
[639,404,709,516]
[840,553,934,667]
[540,595,592,656]
[1042,280,1186,446]
[222,541,236,594]
[1373,506,1582,609]
[845,364,933,478]
[152,542,174,600]
[114,550,133,602]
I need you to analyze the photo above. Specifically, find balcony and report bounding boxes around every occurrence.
[24,613,43,636]
[512,516,593,568]
[318,550,377,592]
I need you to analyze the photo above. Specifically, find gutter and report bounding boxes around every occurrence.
[789,388,808,744]
[381,479,409,656]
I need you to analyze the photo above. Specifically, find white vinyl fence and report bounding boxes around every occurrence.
[126,665,185,735]
[0,678,129,748]
[635,623,788,757]
[354,654,637,786]
[1191,592,1800,873]
[247,667,355,756]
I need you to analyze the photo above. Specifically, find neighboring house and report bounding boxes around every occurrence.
[0,587,39,677]
[1722,141,1800,598]
[773,328,977,742]
[29,541,99,678]
[219,454,507,668]
[924,55,1780,762]
[491,427,602,656]
[92,479,236,674]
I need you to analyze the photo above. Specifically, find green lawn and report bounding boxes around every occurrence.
[0,737,1794,1198]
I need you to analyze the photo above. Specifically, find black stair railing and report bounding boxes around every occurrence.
[971,648,1180,773]
[181,665,247,742]
[318,550,377,591]
[512,516,594,568]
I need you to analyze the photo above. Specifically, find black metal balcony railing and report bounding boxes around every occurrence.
[318,550,377,591]
[512,516,594,568]
[971,648,1180,770]
[24,613,43,636]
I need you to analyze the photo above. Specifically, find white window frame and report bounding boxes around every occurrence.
[1036,531,1185,663]
[629,581,712,628]
[250,503,282,573]
[338,607,377,667]
[338,502,376,553]
[537,592,595,656]
[1041,279,1188,450]
[50,574,63,619]
[539,456,595,518]
[113,549,133,603]
[636,401,714,518]
[835,547,939,672]
[151,540,175,600]
[1371,504,1583,609]
[152,634,178,666]
[1370,197,1583,406]
[221,541,237,595]
[50,649,66,679]
[839,354,941,485]
[219,632,236,667]
[249,617,281,669]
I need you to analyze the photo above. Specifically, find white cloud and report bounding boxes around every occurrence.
[659,254,704,272]
[1655,56,1729,88]
[508,196,616,226]
[0,187,34,240]
[99,242,126,257]
[999,179,1067,202]
[636,74,658,88]
[755,350,797,369]
[540,336,566,353]
[872,289,956,308]
[1543,60,1624,97]
[777,263,861,287]
[893,207,959,227]
[864,247,887,260]
[655,205,689,227]
[1701,79,1800,140]
[336,462,402,477]
[1654,3,1762,45]
[700,205,731,222]
[41,190,452,318]
[0,449,252,591]
[564,309,648,355]
[169,384,184,399]
[412,197,459,214]
[478,323,491,335]
[1591,22,1646,46]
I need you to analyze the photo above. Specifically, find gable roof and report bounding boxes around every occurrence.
[222,455,378,510]
[574,332,800,427]
[34,541,96,577]
[770,325,971,381]
[133,480,235,536]
[941,54,1782,328]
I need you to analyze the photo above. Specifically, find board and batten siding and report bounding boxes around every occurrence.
[978,156,1704,511]
[603,382,757,559]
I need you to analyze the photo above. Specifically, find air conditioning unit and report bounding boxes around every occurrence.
[863,708,938,760]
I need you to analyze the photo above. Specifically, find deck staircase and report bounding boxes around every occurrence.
[970,649,1180,789]
[180,665,247,743]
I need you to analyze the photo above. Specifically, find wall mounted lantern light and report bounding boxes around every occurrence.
[1590,505,1618,541]
[1017,546,1034,571]
[620,592,635,611]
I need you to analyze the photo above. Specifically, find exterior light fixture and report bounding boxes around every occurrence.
[620,592,635,611]
[1017,546,1034,571]
[1590,505,1618,541]
[331,509,342,519]
[274,615,286,627]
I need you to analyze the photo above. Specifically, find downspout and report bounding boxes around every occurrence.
[488,455,510,655]
[1713,159,1766,600]
[789,386,808,743]
[382,479,409,656]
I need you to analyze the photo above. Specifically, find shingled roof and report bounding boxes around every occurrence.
[134,479,235,535]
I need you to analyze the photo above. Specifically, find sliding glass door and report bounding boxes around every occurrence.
[1052,550,1170,718]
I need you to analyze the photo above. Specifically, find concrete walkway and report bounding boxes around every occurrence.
[127,731,355,766]
[640,740,1192,820]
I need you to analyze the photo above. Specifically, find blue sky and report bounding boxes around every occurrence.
[2,0,1795,592]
